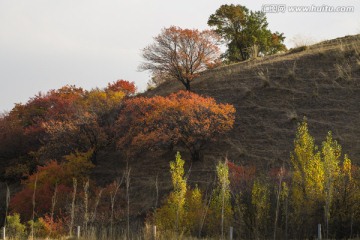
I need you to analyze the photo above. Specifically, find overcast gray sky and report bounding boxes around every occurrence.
[1,0,359,112]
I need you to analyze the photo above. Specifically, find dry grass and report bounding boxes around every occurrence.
[62,225,219,240]
[87,34,360,239]
[257,68,270,87]
[334,62,353,82]
[287,61,297,80]
[287,45,308,54]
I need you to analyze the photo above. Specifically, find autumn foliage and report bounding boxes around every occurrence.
[10,150,94,220]
[139,26,221,91]
[116,90,235,161]
[106,79,136,96]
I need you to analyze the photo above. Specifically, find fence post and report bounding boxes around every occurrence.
[2,227,5,240]
[153,225,157,240]
[317,224,322,240]
[229,226,233,240]
[77,225,81,239]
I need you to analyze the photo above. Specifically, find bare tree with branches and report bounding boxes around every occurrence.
[139,26,221,91]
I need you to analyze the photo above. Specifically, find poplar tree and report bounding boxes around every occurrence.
[321,132,341,238]
[155,152,187,233]
[290,119,323,237]
[207,160,233,238]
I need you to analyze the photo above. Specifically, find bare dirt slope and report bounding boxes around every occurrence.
[94,34,360,215]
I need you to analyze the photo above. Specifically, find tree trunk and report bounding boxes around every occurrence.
[69,178,77,237]
[191,150,202,162]
[236,39,246,61]
[185,81,191,91]
[91,149,98,165]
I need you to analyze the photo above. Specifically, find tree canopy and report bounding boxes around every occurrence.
[139,26,221,91]
[208,4,286,62]
[115,90,235,161]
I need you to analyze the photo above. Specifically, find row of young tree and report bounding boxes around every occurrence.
[4,153,132,239]
[153,120,360,239]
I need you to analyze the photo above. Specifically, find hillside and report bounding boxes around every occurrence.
[145,34,360,167]
[92,34,360,216]
[1,35,359,237]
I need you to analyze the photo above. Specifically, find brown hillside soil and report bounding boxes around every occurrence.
[95,34,360,217]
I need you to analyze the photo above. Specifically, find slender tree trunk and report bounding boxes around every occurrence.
[325,201,329,239]
[274,172,283,240]
[4,184,10,227]
[274,195,280,239]
[154,175,159,210]
[31,174,38,240]
[126,168,131,240]
[199,177,216,238]
[49,182,58,238]
[83,179,90,236]
[324,176,333,240]
[70,178,77,237]
[285,196,288,240]
[350,212,354,238]
[110,177,122,239]
[110,178,123,238]
[91,189,103,222]
[221,180,225,240]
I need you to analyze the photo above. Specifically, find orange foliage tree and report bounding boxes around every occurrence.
[116,91,235,161]
[5,86,84,154]
[106,79,136,96]
[139,26,221,91]
[49,81,134,162]
[10,85,84,128]
[0,86,85,180]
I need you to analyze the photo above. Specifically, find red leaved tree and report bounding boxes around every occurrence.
[106,79,136,96]
[6,86,84,154]
[139,26,221,91]
[10,161,70,220]
[116,91,235,161]
[10,150,94,220]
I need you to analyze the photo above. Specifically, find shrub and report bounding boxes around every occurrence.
[6,213,27,239]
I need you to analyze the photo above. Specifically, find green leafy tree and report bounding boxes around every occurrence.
[208,4,286,62]
[207,160,233,238]
[290,119,323,237]
[27,218,48,239]
[6,213,27,239]
[155,152,187,234]
[331,155,360,238]
[184,186,204,236]
[289,120,360,238]
[321,132,341,238]
[170,151,187,232]
[251,179,270,239]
